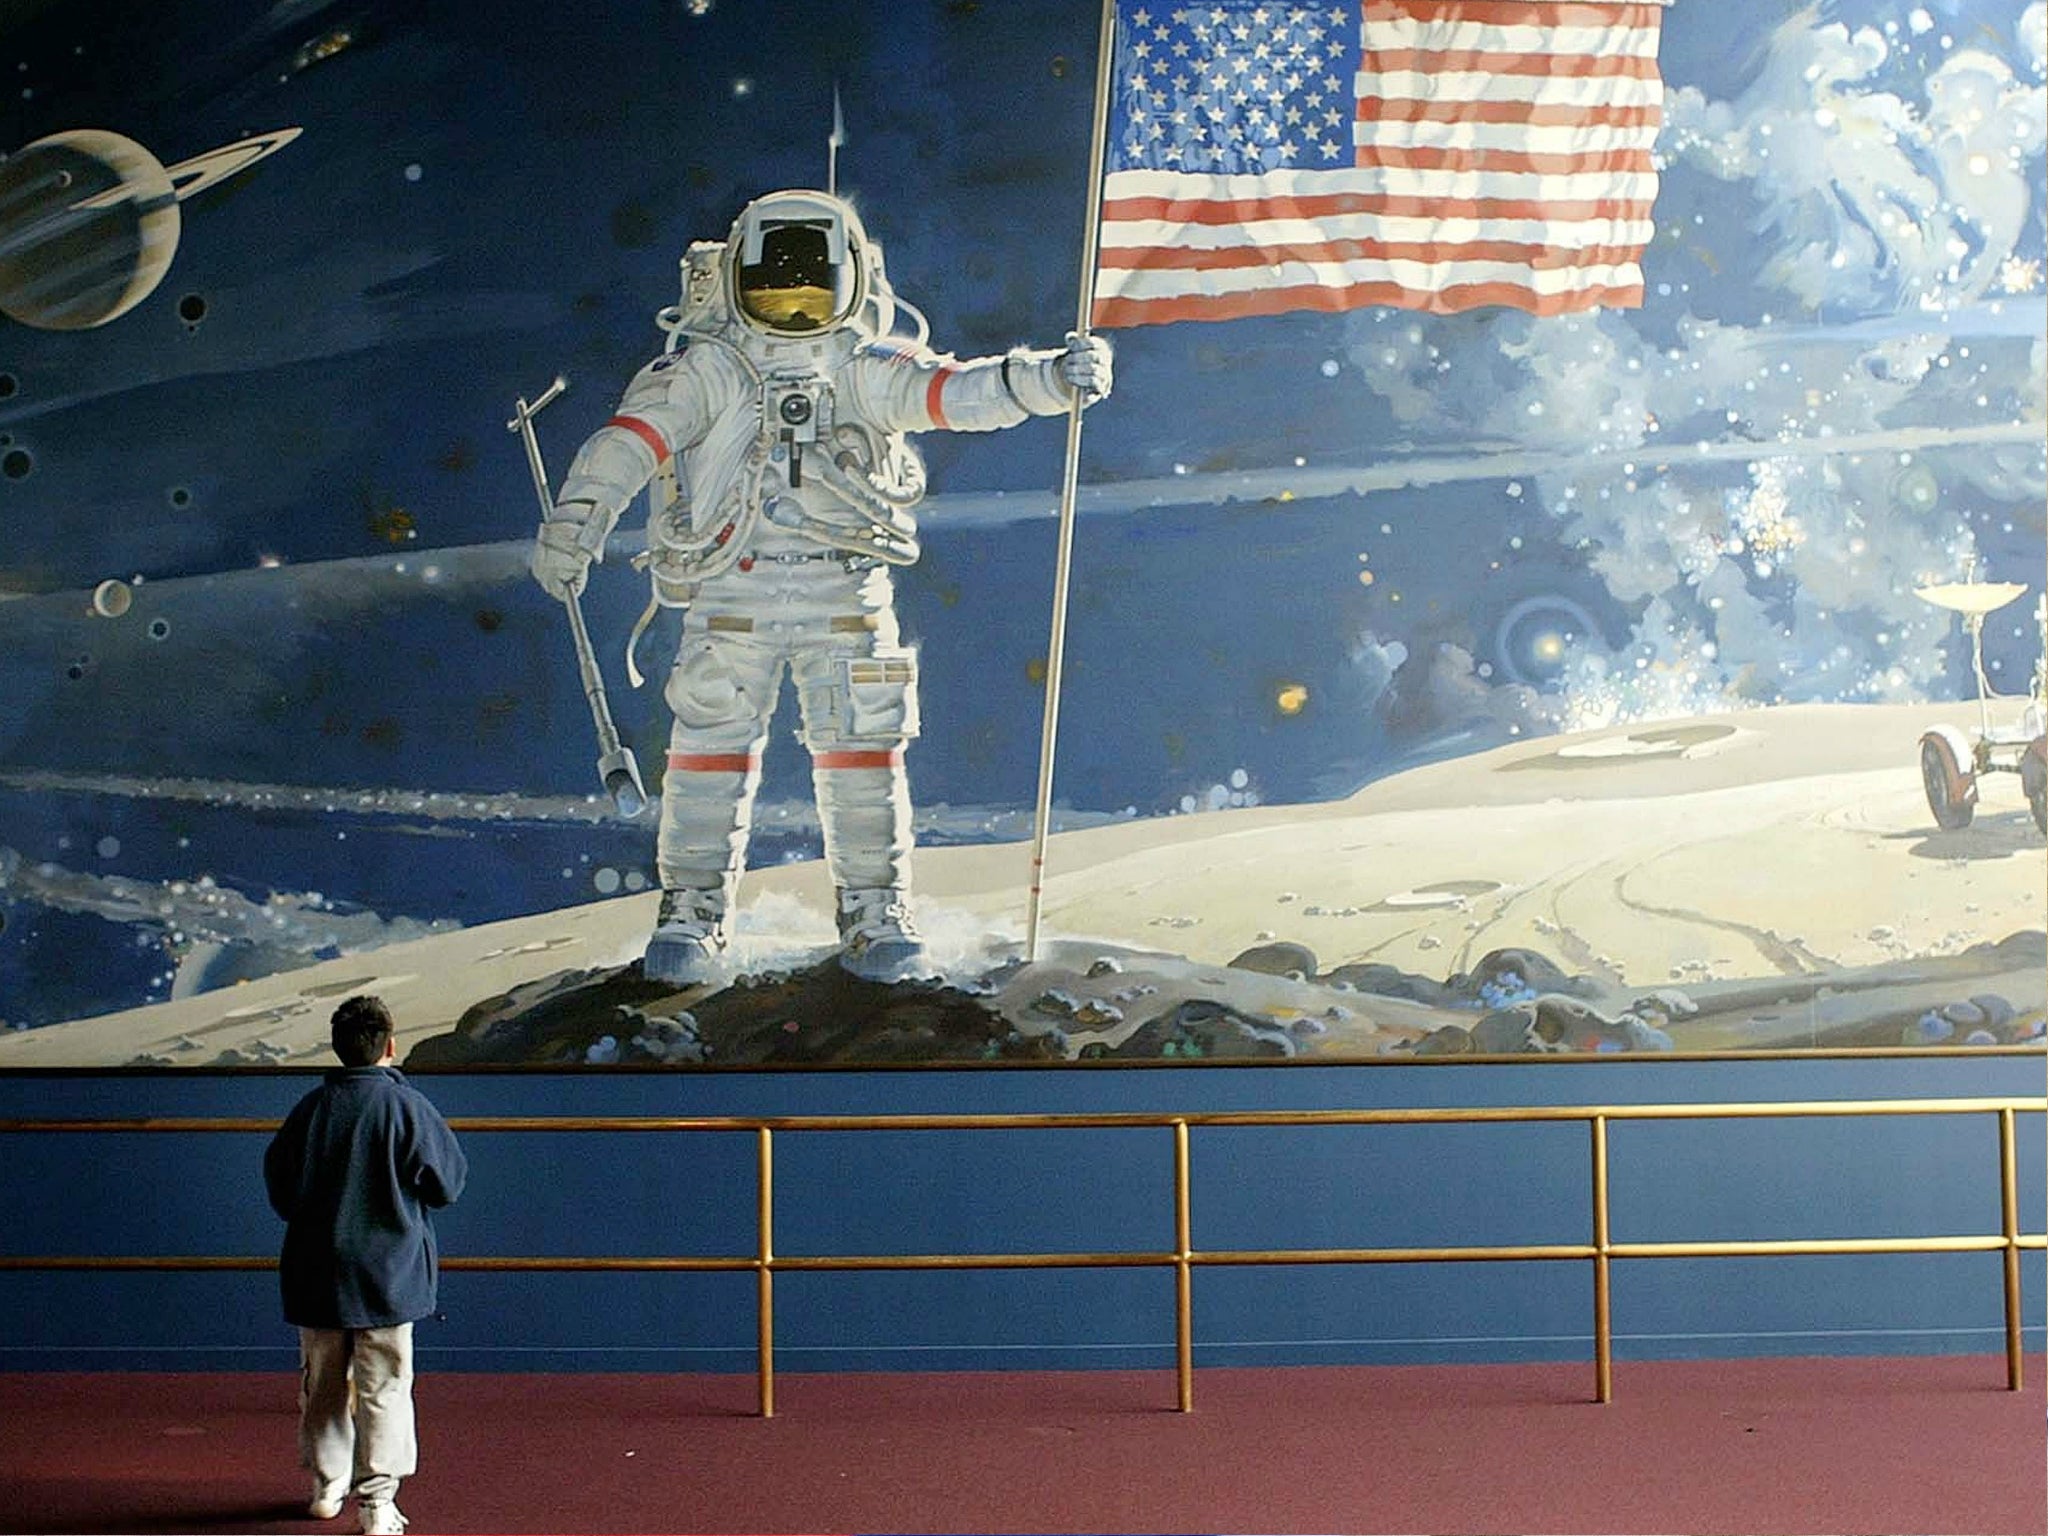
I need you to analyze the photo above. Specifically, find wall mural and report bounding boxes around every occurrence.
[0,0,2041,1069]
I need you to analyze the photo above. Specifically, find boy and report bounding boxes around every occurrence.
[265,996,468,1535]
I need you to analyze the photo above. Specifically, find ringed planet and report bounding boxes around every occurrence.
[0,126,301,331]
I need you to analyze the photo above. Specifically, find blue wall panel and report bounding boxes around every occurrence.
[1191,1121,1589,1250]
[1609,1253,2023,1360]
[1,1057,2040,1372]
[1191,1261,1596,1367]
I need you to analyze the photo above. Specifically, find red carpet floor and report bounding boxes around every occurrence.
[0,1356,2040,1534]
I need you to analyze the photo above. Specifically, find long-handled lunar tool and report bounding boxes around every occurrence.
[509,376,648,818]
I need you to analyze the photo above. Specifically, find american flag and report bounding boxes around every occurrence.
[1090,0,1670,327]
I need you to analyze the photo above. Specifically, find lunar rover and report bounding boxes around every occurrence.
[1915,580,2047,835]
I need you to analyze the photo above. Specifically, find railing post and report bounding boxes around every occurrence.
[757,1125,775,1418]
[1174,1118,1194,1412]
[1591,1113,1612,1404]
[1999,1107,2022,1391]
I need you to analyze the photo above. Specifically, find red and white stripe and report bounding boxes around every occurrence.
[606,414,673,464]
[1093,0,1669,327]
[667,751,758,773]
[925,366,957,430]
[812,747,905,771]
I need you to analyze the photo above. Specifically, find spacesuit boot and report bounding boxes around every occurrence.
[835,887,927,983]
[644,886,729,986]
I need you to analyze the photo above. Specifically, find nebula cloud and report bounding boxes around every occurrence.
[1343,4,2048,730]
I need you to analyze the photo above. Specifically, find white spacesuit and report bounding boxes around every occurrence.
[530,188,1112,983]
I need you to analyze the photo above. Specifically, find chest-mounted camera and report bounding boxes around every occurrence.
[764,376,830,486]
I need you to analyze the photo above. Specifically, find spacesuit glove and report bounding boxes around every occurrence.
[1057,331,1113,402]
[530,519,594,601]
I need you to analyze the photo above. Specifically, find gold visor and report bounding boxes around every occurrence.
[738,284,841,330]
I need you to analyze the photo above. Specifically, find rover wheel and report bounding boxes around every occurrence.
[1920,734,1975,830]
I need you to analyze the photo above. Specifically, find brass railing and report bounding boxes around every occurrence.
[2,1097,2042,1415]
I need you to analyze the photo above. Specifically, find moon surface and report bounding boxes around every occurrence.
[0,700,2036,1067]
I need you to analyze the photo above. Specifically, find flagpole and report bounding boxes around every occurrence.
[1024,0,1119,962]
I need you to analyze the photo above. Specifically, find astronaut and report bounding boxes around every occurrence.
[530,188,1112,984]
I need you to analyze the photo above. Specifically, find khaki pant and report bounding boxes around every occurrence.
[297,1323,417,1504]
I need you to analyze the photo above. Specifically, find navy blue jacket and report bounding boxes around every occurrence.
[264,1066,468,1330]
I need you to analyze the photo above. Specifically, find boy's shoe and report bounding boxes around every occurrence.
[308,1478,348,1520]
[358,1502,406,1535]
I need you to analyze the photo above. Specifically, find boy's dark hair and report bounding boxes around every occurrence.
[331,995,396,1067]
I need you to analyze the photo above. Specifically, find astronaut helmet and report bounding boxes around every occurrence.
[727,189,872,337]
